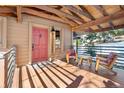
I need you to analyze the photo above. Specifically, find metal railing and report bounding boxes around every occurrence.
[3,46,16,88]
[75,45,124,67]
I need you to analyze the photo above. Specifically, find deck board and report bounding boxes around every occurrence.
[44,62,72,85]
[22,66,31,88]
[10,60,124,88]
[27,65,43,88]
[41,63,67,87]
[33,64,56,88]
[0,59,4,88]
[12,67,19,88]
[38,63,61,88]
[51,62,77,80]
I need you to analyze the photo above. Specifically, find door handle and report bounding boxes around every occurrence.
[32,43,34,49]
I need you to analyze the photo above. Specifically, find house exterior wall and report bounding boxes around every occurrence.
[1,15,72,66]
[0,17,7,48]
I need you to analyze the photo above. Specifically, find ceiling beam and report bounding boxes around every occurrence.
[93,5,108,16]
[78,5,95,19]
[43,6,77,26]
[67,10,85,23]
[0,13,16,17]
[0,7,15,14]
[94,24,124,32]
[93,5,115,29]
[67,8,94,31]
[22,7,70,26]
[78,5,102,30]
[57,16,78,26]
[73,10,124,31]
[16,6,22,23]
[27,5,83,23]
[120,5,124,10]
[63,5,93,20]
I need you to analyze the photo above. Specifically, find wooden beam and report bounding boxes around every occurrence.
[28,5,83,23]
[22,8,70,26]
[57,16,78,26]
[66,9,94,32]
[93,5,108,16]
[0,7,15,14]
[65,17,80,26]
[67,10,85,23]
[16,6,22,22]
[78,5,102,30]
[45,6,78,26]
[93,5,115,29]
[78,5,95,20]
[63,5,93,20]
[94,24,124,32]
[120,5,124,10]
[63,6,95,32]
[0,13,16,17]
[73,10,124,31]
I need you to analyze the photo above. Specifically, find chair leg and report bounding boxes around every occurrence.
[78,57,83,66]
[95,59,100,72]
[66,54,69,63]
[75,53,78,62]
[88,57,92,68]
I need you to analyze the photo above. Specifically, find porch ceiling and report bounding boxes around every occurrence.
[0,5,124,33]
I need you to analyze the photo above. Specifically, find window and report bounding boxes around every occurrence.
[55,30,61,48]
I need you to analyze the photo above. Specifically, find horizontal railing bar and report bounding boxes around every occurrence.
[78,47,124,49]
[77,46,124,48]
[7,64,15,79]
[78,51,124,55]
[77,48,124,51]
[3,47,16,56]
[7,57,15,69]
[3,45,16,88]
[76,45,124,68]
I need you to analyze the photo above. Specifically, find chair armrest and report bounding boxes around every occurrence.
[97,56,107,61]
[96,56,107,61]
[97,54,108,58]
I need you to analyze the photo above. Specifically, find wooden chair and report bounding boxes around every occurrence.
[66,48,78,63]
[95,52,117,75]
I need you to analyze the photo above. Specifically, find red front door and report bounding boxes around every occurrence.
[32,27,48,63]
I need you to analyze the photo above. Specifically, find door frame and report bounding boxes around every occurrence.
[0,17,7,48]
[29,23,51,64]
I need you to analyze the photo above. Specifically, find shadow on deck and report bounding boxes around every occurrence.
[12,59,123,88]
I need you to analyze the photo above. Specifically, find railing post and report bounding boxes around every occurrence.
[4,55,8,88]
[3,45,16,88]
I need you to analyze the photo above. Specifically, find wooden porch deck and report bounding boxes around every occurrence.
[12,60,124,88]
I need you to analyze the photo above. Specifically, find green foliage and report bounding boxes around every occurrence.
[74,28,124,56]
[109,29,124,36]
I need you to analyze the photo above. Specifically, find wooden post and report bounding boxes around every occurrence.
[4,55,8,88]
[52,31,55,54]
[95,55,100,72]
[76,39,78,54]
[60,29,64,53]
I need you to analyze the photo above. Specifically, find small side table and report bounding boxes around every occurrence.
[78,55,92,67]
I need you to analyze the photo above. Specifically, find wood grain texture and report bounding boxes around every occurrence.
[9,60,124,88]
[73,10,124,31]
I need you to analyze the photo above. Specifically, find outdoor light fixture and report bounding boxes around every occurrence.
[51,26,55,32]
[73,32,80,39]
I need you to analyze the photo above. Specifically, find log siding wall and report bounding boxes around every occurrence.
[5,15,72,66]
